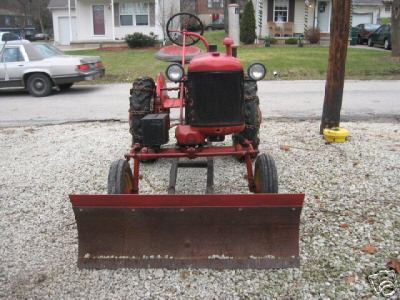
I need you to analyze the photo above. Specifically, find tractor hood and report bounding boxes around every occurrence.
[188,53,243,72]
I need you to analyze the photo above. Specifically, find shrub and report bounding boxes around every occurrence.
[305,28,320,44]
[379,17,391,25]
[264,36,278,47]
[125,32,157,48]
[285,38,298,45]
[270,37,278,44]
[240,0,256,44]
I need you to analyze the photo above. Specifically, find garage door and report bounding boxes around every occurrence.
[58,16,77,45]
[352,13,373,26]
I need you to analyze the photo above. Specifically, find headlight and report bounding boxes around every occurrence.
[166,63,184,82]
[247,63,266,81]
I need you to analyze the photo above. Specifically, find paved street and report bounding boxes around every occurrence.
[0,80,399,127]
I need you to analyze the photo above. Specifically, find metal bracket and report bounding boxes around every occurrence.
[168,157,214,194]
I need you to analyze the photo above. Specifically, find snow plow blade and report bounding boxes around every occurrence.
[70,193,304,269]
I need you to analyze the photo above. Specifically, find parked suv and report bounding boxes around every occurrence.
[354,23,380,44]
[368,24,391,50]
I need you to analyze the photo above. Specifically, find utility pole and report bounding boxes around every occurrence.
[392,0,400,57]
[320,0,351,134]
[224,0,229,33]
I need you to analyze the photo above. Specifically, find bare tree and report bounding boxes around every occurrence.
[392,0,400,57]
[3,0,51,33]
[15,0,31,29]
[157,0,178,44]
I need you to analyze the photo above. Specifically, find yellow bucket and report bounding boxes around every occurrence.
[323,127,349,143]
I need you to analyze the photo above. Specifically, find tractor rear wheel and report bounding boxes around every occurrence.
[107,159,134,194]
[254,153,278,193]
[129,76,156,146]
[232,77,262,152]
[129,76,158,163]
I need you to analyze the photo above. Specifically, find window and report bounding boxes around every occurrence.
[120,3,134,25]
[1,47,24,63]
[119,2,149,26]
[134,2,149,25]
[385,5,391,12]
[208,0,224,8]
[274,0,289,22]
[5,16,12,26]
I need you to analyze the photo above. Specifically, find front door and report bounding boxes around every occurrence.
[316,0,331,33]
[93,5,105,35]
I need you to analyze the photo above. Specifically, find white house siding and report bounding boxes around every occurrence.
[293,0,304,34]
[51,8,77,45]
[113,0,164,40]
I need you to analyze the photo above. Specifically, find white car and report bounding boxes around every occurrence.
[0,40,105,97]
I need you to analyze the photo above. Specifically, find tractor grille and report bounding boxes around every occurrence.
[186,71,244,127]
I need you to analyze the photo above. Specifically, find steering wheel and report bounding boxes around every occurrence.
[166,13,204,46]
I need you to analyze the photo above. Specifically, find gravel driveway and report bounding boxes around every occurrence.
[1,121,399,299]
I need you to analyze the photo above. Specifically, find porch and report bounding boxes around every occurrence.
[262,0,332,38]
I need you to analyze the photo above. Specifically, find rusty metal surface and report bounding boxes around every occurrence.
[71,193,304,269]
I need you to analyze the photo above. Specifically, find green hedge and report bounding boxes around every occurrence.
[125,32,157,48]
[285,38,298,45]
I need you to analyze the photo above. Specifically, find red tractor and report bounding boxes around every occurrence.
[70,13,304,269]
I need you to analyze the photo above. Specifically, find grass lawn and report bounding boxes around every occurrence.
[67,31,400,83]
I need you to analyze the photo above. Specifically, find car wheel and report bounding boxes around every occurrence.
[367,38,374,47]
[26,73,53,97]
[384,39,391,50]
[59,83,74,91]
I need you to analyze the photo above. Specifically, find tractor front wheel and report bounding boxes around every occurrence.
[232,77,262,155]
[254,153,278,193]
[107,159,134,194]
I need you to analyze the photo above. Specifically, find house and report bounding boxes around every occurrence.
[49,0,393,45]
[48,0,177,45]
[0,8,36,39]
[196,0,225,25]
[257,0,392,38]
[255,0,313,38]
[352,0,392,25]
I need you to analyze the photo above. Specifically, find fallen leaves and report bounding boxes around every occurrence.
[361,245,378,254]
[280,145,290,152]
[339,223,349,229]
[345,276,356,285]
[387,259,400,274]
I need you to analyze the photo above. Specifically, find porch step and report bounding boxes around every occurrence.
[319,36,330,46]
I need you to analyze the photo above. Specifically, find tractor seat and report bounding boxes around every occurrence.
[155,45,203,63]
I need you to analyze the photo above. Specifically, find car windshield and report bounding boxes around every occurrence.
[365,24,380,30]
[33,44,65,58]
